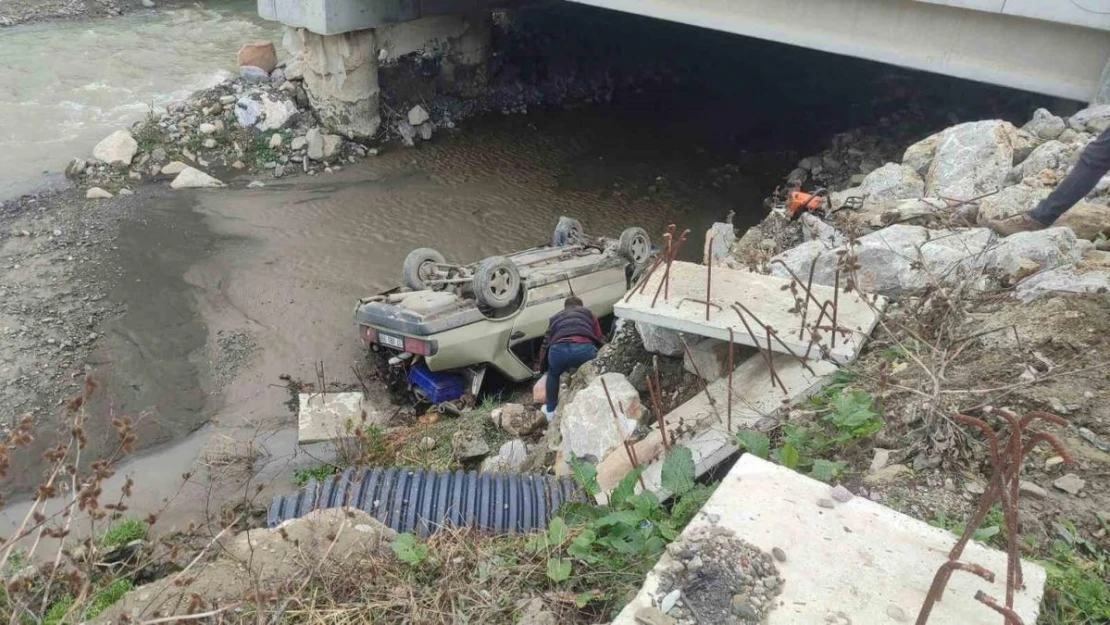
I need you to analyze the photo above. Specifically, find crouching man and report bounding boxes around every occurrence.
[537,296,604,420]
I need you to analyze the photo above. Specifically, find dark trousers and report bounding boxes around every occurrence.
[1031,126,1110,225]
[545,342,598,413]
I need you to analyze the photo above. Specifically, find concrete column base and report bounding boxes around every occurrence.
[284,27,381,140]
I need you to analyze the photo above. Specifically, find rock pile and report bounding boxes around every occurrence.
[739,105,1110,301]
[645,524,782,625]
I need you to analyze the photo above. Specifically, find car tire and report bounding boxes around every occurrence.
[473,256,521,309]
[552,216,583,247]
[618,227,652,266]
[403,248,446,291]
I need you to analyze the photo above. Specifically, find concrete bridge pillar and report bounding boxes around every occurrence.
[281,13,492,140]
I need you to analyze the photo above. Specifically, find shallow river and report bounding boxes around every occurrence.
[0,1,280,199]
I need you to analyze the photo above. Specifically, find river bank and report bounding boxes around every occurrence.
[0,0,198,27]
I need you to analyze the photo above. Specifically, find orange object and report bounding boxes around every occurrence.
[786,189,826,217]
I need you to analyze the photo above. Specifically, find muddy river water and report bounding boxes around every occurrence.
[1,99,770,534]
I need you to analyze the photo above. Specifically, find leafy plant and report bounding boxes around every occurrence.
[930,505,1004,546]
[391,533,430,565]
[1039,519,1110,625]
[736,374,880,482]
[42,578,133,624]
[292,464,335,486]
[100,518,148,548]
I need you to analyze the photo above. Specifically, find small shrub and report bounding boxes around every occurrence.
[292,464,335,486]
[390,533,430,565]
[100,518,148,548]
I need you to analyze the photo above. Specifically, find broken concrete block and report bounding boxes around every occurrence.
[560,373,641,463]
[298,392,384,443]
[682,338,730,383]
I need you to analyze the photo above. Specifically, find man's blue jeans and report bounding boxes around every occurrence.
[545,342,598,414]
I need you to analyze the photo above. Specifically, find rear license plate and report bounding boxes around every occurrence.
[379,333,404,349]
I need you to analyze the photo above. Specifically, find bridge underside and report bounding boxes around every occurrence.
[563,0,1110,102]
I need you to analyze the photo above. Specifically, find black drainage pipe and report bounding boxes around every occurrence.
[267,467,586,536]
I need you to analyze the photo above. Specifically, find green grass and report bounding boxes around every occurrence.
[930,504,1005,548]
[42,578,133,625]
[100,518,148,549]
[1038,518,1110,625]
[292,464,336,487]
[395,396,512,470]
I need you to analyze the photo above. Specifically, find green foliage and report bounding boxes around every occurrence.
[341,422,395,467]
[390,533,430,566]
[100,518,148,548]
[43,594,75,625]
[1039,519,1110,625]
[741,373,883,482]
[569,455,600,497]
[930,505,1004,546]
[660,446,695,496]
[291,464,335,487]
[732,430,769,459]
[42,578,133,625]
[86,578,133,619]
[669,483,717,529]
[546,558,572,582]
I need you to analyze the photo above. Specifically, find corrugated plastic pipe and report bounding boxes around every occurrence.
[268,467,586,536]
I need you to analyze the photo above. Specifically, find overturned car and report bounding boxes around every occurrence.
[355,217,652,408]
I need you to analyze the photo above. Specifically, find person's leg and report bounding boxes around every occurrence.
[544,343,568,416]
[1030,127,1110,224]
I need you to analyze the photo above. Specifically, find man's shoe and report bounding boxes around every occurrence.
[541,406,556,422]
[985,214,1048,237]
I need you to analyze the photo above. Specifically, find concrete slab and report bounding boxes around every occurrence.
[616,261,885,364]
[613,455,1046,625]
[595,353,837,497]
[297,392,385,444]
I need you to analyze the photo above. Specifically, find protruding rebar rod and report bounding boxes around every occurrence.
[731,304,787,394]
[727,327,735,433]
[705,235,713,321]
[915,561,996,625]
[974,590,1025,625]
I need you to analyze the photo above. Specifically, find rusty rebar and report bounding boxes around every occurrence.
[601,377,645,489]
[705,235,713,321]
[831,265,841,349]
[727,327,735,433]
[974,590,1025,625]
[646,375,669,451]
[651,229,689,308]
[798,255,819,340]
[731,304,787,393]
[733,302,817,376]
[915,561,996,625]
[626,253,665,302]
[997,409,1024,600]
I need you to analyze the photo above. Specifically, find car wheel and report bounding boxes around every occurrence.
[618,227,651,266]
[403,248,446,291]
[473,256,521,309]
[552,216,583,247]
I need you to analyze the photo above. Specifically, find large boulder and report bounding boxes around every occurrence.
[983,228,1085,283]
[925,121,1015,200]
[1056,202,1110,240]
[635,322,700,358]
[92,129,138,166]
[490,403,545,437]
[855,163,925,202]
[902,132,942,177]
[851,197,950,228]
[256,93,298,131]
[170,167,225,189]
[800,212,846,247]
[1016,266,1110,301]
[560,373,641,463]
[1068,105,1110,134]
[977,184,1050,222]
[1023,108,1066,141]
[1019,140,1074,179]
[237,41,278,73]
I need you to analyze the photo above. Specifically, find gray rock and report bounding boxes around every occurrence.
[270,68,286,84]
[491,403,544,437]
[817,498,835,509]
[870,448,892,473]
[239,65,271,84]
[150,147,167,163]
[1056,201,1110,240]
[856,163,925,202]
[786,167,808,185]
[660,588,682,614]
[902,132,942,177]
[705,222,737,265]
[161,161,188,175]
[269,133,283,149]
[925,120,1015,200]
[683,339,731,383]
[800,212,846,247]
[397,121,417,147]
[199,122,217,135]
[64,157,86,178]
[1053,473,1086,495]
[408,105,430,126]
[322,134,342,159]
[1018,481,1047,499]
[418,122,434,141]
[984,227,1084,283]
[830,485,854,503]
[291,136,307,151]
[141,0,156,7]
[560,373,642,462]
[964,481,985,495]
[635,606,677,625]
[977,184,1050,222]
[256,94,298,132]
[1068,105,1110,134]
[771,547,786,562]
[235,97,263,128]
[636,322,701,357]
[1020,140,1074,179]
[863,463,912,485]
[273,164,285,178]
[481,440,528,473]
[93,129,138,166]
[85,187,112,199]
[1016,266,1110,301]
[451,431,489,460]
[306,128,324,160]
[1023,108,1066,141]
[170,167,224,189]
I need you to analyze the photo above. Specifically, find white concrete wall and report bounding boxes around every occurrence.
[565,0,1110,100]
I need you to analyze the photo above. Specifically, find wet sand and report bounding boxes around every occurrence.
[1,110,771,537]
